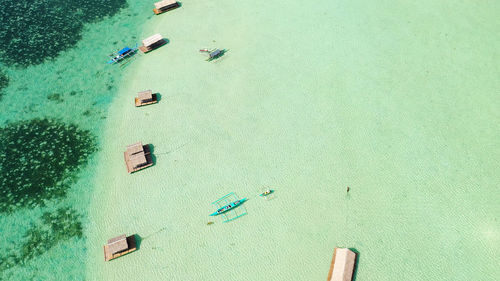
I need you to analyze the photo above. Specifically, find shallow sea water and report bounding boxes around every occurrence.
[0,0,151,280]
[86,0,499,281]
[0,0,499,280]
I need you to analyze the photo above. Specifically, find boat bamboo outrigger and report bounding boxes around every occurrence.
[139,34,167,53]
[107,45,138,64]
[153,0,180,15]
[135,90,158,107]
[327,248,357,281]
[210,192,247,223]
[103,234,137,261]
[124,142,154,173]
[210,198,247,216]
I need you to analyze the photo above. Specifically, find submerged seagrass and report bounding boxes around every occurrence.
[0,0,127,66]
[0,69,8,100]
[0,119,97,213]
[0,207,83,274]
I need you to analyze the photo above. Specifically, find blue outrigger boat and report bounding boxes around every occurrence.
[107,45,138,64]
[210,197,247,216]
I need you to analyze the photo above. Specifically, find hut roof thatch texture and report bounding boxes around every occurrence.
[107,235,129,254]
[130,153,147,168]
[329,248,356,281]
[127,142,144,155]
[154,0,177,9]
[138,90,153,101]
[142,34,163,47]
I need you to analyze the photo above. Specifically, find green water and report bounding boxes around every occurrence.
[86,0,499,280]
[0,0,152,279]
[1,0,499,280]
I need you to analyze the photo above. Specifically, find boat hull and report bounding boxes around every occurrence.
[210,198,247,216]
[259,190,274,197]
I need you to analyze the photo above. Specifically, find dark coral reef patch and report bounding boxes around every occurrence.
[0,69,8,99]
[0,119,97,213]
[0,0,127,66]
[0,207,83,272]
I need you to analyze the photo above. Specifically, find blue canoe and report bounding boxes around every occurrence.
[107,46,138,64]
[209,198,247,216]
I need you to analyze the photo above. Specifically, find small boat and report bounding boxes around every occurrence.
[259,189,274,197]
[107,45,138,64]
[209,198,247,216]
[200,48,226,61]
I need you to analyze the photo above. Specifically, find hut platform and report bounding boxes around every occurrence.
[327,248,357,281]
[139,34,167,53]
[153,0,180,15]
[124,142,154,173]
[103,235,137,261]
[135,90,158,107]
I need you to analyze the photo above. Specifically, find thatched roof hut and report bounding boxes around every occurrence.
[130,153,147,169]
[127,142,144,155]
[124,142,153,173]
[107,235,128,254]
[142,34,163,47]
[103,234,137,261]
[154,0,179,14]
[327,248,357,281]
[139,34,166,53]
[135,90,158,107]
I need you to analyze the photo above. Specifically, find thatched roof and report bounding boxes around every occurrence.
[154,0,177,9]
[130,153,147,168]
[138,90,153,101]
[107,235,129,254]
[126,142,144,156]
[329,248,356,281]
[142,34,163,47]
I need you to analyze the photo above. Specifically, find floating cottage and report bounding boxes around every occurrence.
[135,90,158,107]
[139,34,166,53]
[153,0,179,15]
[327,248,357,281]
[103,234,137,261]
[124,142,153,173]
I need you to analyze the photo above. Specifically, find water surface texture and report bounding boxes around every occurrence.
[0,0,151,279]
[1,0,500,280]
[86,0,499,280]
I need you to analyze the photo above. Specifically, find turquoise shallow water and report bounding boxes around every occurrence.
[1,0,499,280]
[0,0,152,279]
[87,0,499,280]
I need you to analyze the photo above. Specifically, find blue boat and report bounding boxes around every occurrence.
[107,45,138,64]
[209,198,247,216]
